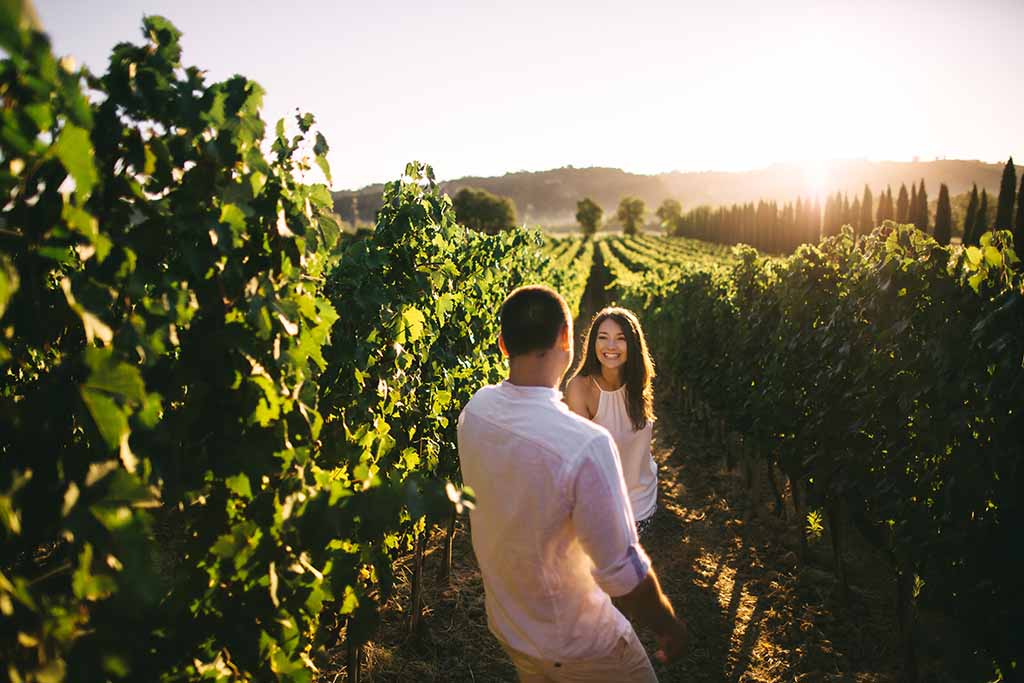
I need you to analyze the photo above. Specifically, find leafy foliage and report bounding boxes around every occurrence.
[654,199,682,235]
[575,197,602,236]
[0,14,566,681]
[608,224,1023,678]
[452,186,518,235]
[616,196,645,236]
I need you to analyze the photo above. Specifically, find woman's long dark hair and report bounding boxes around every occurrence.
[571,307,655,431]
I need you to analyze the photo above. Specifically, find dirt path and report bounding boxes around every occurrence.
[327,245,911,681]
[331,404,911,682]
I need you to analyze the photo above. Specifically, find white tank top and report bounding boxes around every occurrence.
[591,377,657,521]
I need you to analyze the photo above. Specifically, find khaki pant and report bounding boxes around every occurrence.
[498,628,658,682]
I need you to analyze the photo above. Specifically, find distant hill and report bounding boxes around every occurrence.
[332,160,1019,229]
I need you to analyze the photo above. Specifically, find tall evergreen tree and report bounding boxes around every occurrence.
[1016,175,1024,251]
[910,183,919,224]
[896,183,910,222]
[812,198,822,242]
[823,195,834,236]
[850,196,861,234]
[860,185,873,235]
[877,186,893,223]
[995,156,1017,229]
[916,179,929,233]
[934,183,952,246]
[963,184,979,245]
[972,189,989,245]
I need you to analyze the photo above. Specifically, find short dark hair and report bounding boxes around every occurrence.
[500,285,571,357]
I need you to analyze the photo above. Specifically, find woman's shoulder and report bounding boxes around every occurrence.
[566,373,596,397]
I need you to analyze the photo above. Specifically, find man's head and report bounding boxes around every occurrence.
[499,285,573,384]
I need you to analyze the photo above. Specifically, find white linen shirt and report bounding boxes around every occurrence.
[457,381,651,661]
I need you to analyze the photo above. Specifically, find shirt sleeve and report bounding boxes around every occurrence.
[569,434,652,597]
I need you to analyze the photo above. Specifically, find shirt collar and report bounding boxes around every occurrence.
[499,380,563,402]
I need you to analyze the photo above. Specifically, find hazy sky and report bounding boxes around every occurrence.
[36,0,1023,190]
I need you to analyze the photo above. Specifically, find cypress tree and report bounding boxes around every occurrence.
[973,189,989,245]
[910,183,919,225]
[934,183,952,246]
[851,196,861,235]
[860,185,873,235]
[795,197,804,239]
[917,179,929,233]
[834,193,845,235]
[877,186,893,223]
[963,184,979,245]
[812,198,822,242]
[887,187,895,221]
[896,183,909,222]
[823,195,833,236]
[1015,174,1024,251]
[995,156,1016,229]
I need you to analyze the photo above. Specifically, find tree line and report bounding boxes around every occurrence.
[569,157,1023,253]
[373,158,1024,254]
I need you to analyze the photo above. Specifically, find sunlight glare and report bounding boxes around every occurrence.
[800,159,831,199]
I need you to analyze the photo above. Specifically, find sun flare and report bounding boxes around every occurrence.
[799,160,831,199]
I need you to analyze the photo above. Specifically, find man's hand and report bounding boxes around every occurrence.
[615,568,687,664]
[653,616,688,664]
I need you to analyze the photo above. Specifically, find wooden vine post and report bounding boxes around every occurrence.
[826,499,849,604]
[345,626,362,683]
[408,530,428,634]
[439,509,457,583]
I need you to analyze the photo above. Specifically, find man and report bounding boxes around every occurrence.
[457,285,687,681]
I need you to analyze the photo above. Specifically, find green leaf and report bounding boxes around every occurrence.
[219,203,248,245]
[250,171,267,197]
[968,271,985,293]
[399,306,426,344]
[435,292,456,321]
[211,534,241,559]
[80,387,128,450]
[251,375,281,426]
[63,204,98,238]
[24,102,53,131]
[0,254,19,319]
[226,473,253,500]
[431,389,452,416]
[313,131,329,157]
[143,15,183,63]
[401,448,420,470]
[83,348,146,403]
[60,277,113,345]
[52,123,97,201]
[72,543,116,601]
[339,585,359,615]
[983,245,1003,268]
[315,155,331,186]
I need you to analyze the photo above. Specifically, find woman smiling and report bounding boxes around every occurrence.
[566,307,658,537]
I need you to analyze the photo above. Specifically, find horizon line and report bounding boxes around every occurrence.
[335,156,1018,194]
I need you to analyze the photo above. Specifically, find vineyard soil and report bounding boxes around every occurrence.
[324,406,952,682]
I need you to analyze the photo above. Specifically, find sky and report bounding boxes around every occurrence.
[35,0,1024,191]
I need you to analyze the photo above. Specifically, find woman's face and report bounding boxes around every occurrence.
[594,317,628,371]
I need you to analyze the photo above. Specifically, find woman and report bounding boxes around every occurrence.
[566,307,658,536]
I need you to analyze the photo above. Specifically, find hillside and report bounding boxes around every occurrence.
[332,159,1018,229]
